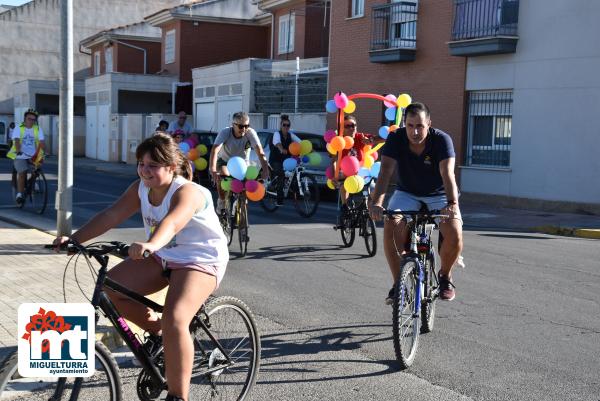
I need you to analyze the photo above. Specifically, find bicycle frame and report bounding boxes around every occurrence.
[281,165,307,198]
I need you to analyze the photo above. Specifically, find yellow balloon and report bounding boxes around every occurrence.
[326,179,335,190]
[343,175,365,194]
[299,139,313,156]
[397,93,412,108]
[363,155,374,168]
[343,100,356,114]
[326,143,336,155]
[196,144,208,156]
[194,157,207,171]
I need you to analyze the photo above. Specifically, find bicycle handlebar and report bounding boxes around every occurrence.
[383,210,449,219]
[45,241,151,258]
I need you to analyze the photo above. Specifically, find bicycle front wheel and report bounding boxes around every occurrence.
[260,177,280,212]
[340,209,355,247]
[392,258,421,369]
[363,214,377,257]
[421,252,438,334]
[293,173,319,218]
[30,169,48,214]
[0,341,122,401]
[237,199,249,257]
[189,296,261,401]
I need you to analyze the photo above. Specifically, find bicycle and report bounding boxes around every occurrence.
[218,186,249,257]
[11,159,48,214]
[384,208,446,369]
[260,162,319,218]
[333,178,377,257]
[0,240,261,401]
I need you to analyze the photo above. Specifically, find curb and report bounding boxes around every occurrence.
[532,225,600,239]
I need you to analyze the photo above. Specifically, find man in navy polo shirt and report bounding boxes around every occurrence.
[369,102,463,302]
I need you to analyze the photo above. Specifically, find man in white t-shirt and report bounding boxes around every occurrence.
[7,109,45,205]
[167,111,193,135]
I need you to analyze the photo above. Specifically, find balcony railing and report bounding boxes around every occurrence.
[452,0,519,41]
[369,1,418,63]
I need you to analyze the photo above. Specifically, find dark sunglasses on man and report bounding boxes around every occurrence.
[235,123,250,129]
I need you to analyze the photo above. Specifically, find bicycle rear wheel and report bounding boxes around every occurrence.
[30,169,48,214]
[189,296,261,401]
[421,252,438,334]
[363,213,377,257]
[0,341,123,401]
[293,173,319,218]
[392,258,420,369]
[260,177,280,212]
[237,197,249,257]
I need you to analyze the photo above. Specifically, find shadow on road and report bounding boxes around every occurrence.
[239,244,373,262]
[0,244,53,256]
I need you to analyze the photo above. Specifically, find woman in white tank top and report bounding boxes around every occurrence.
[54,133,228,401]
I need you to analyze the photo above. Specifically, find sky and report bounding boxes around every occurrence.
[1,0,29,6]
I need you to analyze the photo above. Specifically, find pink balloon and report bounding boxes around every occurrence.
[334,92,349,109]
[325,165,334,180]
[324,130,336,143]
[245,179,259,193]
[340,156,360,177]
[371,151,379,160]
[384,94,397,108]
[231,179,244,193]
[185,139,194,147]
[188,137,198,147]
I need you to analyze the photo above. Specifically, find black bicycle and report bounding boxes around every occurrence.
[333,179,377,257]
[0,241,261,400]
[384,208,445,369]
[218,188,249,257]
[260,163,319,218]
[11,161,48,214]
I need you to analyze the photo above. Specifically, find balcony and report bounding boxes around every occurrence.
[449,0,519,57]
[369,1,418,63]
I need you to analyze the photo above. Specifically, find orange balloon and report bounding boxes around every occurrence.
[246,183,266,201]
[187,148,199,160]
[330,136,345,152]
[289,142,301,156]
[388,124,399,132]
[343,136,354,150]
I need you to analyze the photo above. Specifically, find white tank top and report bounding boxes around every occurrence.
[138,176,229,266]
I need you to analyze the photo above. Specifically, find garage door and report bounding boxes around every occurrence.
[216,97,242,132]
[195,102,215,131]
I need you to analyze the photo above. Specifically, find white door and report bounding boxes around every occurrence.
[96,105,110,161]
[121,116,128,163]
[85,105,97,159]
[195,102,216,131]
[216,97,242,132]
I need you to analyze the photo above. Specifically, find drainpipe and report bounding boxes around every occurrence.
[172,82,192,115]
[270,12,275,59]
[107,37,148,74]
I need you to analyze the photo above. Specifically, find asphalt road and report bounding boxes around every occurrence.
[1,158,599,401]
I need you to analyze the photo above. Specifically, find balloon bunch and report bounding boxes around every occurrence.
[323,91,412,193]
[178,136,209,172]
[282,139,322,171]
[221,156,266,201]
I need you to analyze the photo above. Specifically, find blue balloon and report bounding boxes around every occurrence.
[378,126,390,139]
[179,142,190,153]
[358,167,371,178]
[325,100,338,113]
[283,157,298,172]
[227,156,247,181]
[370,161,381,178]
[301,155,310,164]
[385,107,397,121]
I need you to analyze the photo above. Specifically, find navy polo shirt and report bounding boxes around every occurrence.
[381,127,455,196]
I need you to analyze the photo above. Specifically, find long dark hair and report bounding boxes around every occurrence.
[136,133,192,180]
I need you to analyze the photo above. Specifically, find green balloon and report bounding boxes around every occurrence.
[308,152,322,166]
[221,178,232,192]
[245,165,259,180]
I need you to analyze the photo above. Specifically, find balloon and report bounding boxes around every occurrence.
[299,139,313,156]
[326,143,336,155]
[371,151,379,160]
[330,136,345,152]
[179,142,190,153]
[325,100,338,113]
[283,157,298,171]
[245,165,259,180]
[324,130,336,143]
[397,93,412,108]
[378,126,390,140]
[325,165,334,180]
[221,178,232,192]
[363,144,372,154]
[194,157,207,171]
[362,155,374,169]
[245,179,259,193]
[301,155,310,164]
[370,161,381,177]
[231,179,244,194]
[388,124,399,132]
[344,175,365,194]
[385,107,397,121]
[185,139,195,148]
[384,94,397,108]
[340,155,360,177]
[196,144,208,156]
[358,167,371,178]
[326,179,335,190]
[308,152,322,166]
[227,156,247,181]
[289,142,301,156]
[187,148,199,161]
[334,92,349,109]
[343,100,356,114]
[247,183,265,201]
[343,136,354,150]
[187,137,199,147]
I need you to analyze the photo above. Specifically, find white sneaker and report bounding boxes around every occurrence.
[216,198,225,213]
[15,192,24,205]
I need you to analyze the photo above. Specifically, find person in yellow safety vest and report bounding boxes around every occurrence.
[7,109,45,206]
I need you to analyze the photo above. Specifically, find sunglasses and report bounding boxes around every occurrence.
[282,123,290,127]
[344,124,356,128]
[235,123,250,129]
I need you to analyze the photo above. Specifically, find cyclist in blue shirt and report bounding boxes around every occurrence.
[369,102,463,302]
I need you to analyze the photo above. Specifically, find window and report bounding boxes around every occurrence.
[93,52,101,76]
[390,0,418,48]
[165,29,175,64]
[350,0,364,17]
[105,47,113,73]
[465,90,513,167]
[278,13,295,54]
